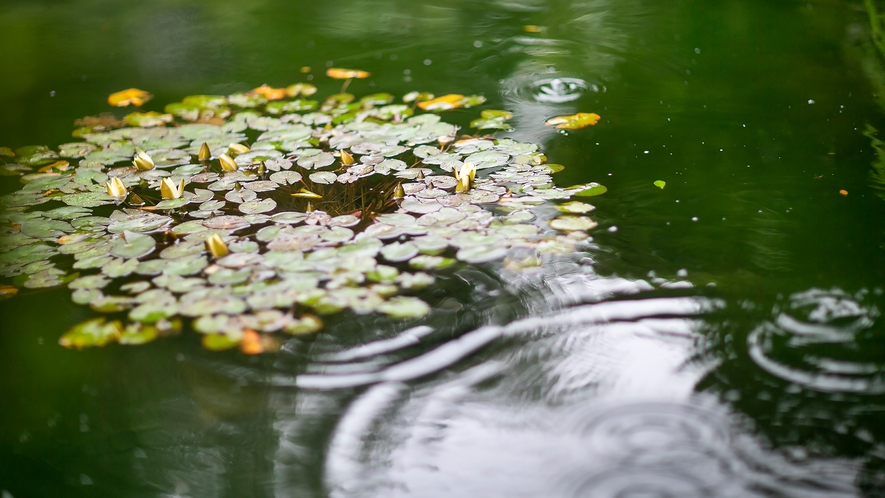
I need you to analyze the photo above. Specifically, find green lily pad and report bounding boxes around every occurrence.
[548,216,598,231]
[59,318,121,348]
[62,191,116,208]
[110,232,157,259]
[570,183,607,197]
[239,198,277,214]
[377,296,430,319]
[380,241,419,262]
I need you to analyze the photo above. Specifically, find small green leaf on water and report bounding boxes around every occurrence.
[654,180,666,189]
[59,318,122,348]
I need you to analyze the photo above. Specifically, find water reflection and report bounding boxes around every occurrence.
[315,274,858,497]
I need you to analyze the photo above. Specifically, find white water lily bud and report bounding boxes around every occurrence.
[105,177,127,198]
[454,162,476,193]
[133,150,154,171]
[204,233,229,258]
[219,153,238,171]
[160,177,185,199]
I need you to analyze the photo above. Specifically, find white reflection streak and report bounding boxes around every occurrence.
[289,296,712,390]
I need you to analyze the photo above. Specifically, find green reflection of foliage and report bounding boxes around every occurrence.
[863,124,885,201]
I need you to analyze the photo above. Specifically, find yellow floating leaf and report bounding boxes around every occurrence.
[249,84,287,100]
[417,94,465,111]
[326,68,371,79]
[37,160,70,173]
[524,25,543,33]
[544,112,601,130]
[108,88,153,107]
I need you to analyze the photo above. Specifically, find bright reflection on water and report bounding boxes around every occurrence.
[3,0,885,495]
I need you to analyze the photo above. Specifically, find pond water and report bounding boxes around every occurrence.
[2,0,885,496]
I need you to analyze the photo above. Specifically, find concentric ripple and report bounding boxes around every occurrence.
[748,287,884,393]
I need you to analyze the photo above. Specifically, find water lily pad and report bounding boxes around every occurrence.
[309,171,338,184]
[377,296,430,319]
[59,318,122,348]
[270,171,302,184]
[63,191,115,207]
[239,198,277,214]
[456,245,508,263]
[297,152,334,169]
[570,183,608,197]
[548,216,598,231]
[110,231,156,259]
[380,241,419,262]
[203,215,250,231]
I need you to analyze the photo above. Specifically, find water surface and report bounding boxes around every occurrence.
[2,0,885,496]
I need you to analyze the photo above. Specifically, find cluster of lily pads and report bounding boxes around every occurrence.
[0,81,604,353]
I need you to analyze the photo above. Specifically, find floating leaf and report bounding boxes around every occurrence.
[377,297,430,319]
[549,216,598,231]
[238,198,277,214]
[557,201,595,214]
[110,232,157,259]
[59,318,121,348]
[569,183,608,197]
[654,180,666,189]
[309,171,338,184]
[108,88,153,107]
[418,94,464,111]
[62,191,115,208]
[544,112,601,130]
[326,68,370,79]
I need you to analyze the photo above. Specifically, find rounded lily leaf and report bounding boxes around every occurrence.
[309,171,338,184]
[549,216,598,231]
[557,201,595,214]
[297,152,334,169]
[59,318,121,348]
[456,245,508,263]
[203,215,250,231]
[62,192,115,208]
[239,198,277,214]
[270,171,302,185]
[570,183,607,197]
[110,232,157,259]
[377,297,430,319]
[380,241,419,262]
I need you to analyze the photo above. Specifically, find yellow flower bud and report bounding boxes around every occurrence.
[204,233,229,258]
[133,150,154,171]
[198,142,211,161]
[218,153,238,171]
[340,149,354,165]
[228,143,250,156]
[394,183,405,199]
[160,177,185,199]
[105,177,127,198]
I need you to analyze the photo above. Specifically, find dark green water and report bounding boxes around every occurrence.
[2,0,885,496]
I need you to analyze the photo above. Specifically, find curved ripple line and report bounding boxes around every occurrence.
[747,325,885,394]
[317,326,436,362]
[292,296,717,390]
